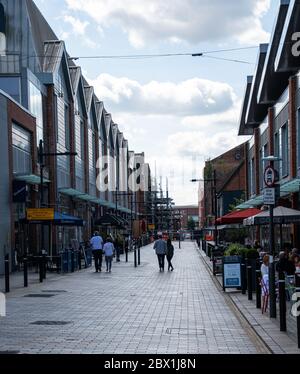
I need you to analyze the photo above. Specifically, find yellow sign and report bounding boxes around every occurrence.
[26,208,55,221]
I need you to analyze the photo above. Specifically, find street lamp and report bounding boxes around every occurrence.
[262,155,281,319]
[191,172,218,246]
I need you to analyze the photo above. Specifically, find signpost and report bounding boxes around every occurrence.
[263,188,275,205]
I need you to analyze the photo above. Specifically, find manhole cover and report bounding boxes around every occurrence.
[30,321,72,326]
[166,328,206,336]
[24,294,56,298]
[41,290,67,293]
[0,351,20,354]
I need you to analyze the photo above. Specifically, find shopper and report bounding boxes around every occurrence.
[103,237,115,273]
[90,231,104,273]
[261,255,269,277]
[166,238,174,272]
[154,235,167,272]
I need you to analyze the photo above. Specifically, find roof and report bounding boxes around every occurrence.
[238,76,253,136]
[84,86,94,113]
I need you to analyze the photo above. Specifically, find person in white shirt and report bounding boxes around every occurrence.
[260,254,269,277]
[90,231,104,273]
[103,237,115,273]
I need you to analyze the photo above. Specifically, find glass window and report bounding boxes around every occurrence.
[65,105,70,150]
[281,124,289,178]
[12,122,32,175]
[29,81,44,145]
[0,77,20,102]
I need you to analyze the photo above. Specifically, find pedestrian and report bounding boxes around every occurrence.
[90,231,104,273]
[154,234,167,272]
[260,254,269,277]
[166,238,174,272]
[103,237,115,273]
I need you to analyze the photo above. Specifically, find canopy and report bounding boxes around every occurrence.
[21,212,84,226]
[217,208,261,225]
[243,206,300,226]
[94,214,128,229]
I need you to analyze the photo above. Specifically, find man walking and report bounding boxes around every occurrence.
[103,237,115,273]
[90,231,104,272]
[154,234,167,272]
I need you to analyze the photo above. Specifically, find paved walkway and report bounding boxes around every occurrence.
[199,247,300,354]
[0,242,263,354]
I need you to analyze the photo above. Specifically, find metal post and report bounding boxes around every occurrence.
[138,244,141,266]
[23,255,28,288]
[241,263,246,295]
[71,250,75,273]
[278,271,286,332]
[125,248,128,263]
[43,253,46,280]
[4,254,9,293]
[255,266,261,309]
[247,263,253,301]
[39,256,43,283]
[134,248,137,268]
[269,205,276,319]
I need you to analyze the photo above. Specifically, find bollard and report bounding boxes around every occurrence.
[134,249,137,268]
[39,256,43,283]
[4,254,10,293]
[23,255,28,288]
[241,263,246,295]
[43,254,47,280]
[78,251,82,270]
[138,246,141,266]
[71,250,75,273]
[278,272,286,332]
[125,249,128,263]
[255,269,261,309]
[247,264,253,301]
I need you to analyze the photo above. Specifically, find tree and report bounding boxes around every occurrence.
[187,217,196,231]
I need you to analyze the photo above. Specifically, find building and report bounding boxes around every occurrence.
[237,0,300,250]
[173,205,199,230]
[202,143,247,228]
[0,0,153,274]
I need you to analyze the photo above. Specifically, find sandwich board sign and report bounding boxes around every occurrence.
[222,256,242,291]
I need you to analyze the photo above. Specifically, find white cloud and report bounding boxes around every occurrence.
[65,0,270,47]
[89,73,235,116]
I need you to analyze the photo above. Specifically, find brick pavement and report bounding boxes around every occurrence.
[0,242,263,354]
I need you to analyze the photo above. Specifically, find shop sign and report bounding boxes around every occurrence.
[223,256,242,290]
[26,208,54,221]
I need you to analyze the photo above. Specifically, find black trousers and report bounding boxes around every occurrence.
[93,250,103,271]
[157,254,165,270]
[167,255,174,270]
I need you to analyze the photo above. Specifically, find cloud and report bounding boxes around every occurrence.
[89,73,235,116]
[65,0,270,47]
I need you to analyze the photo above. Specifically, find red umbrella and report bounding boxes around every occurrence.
[217,208,261,225]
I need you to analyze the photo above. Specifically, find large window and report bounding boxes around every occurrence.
[64,104,70,150]
[0,77,20,102]
[12,123,32,175]
[281,124,289,178]
[29,81,44,145]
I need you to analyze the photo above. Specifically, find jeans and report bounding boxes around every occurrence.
[93,250,103,272]
[105,256,113,271]
[157,254,165,271]
[167,255,174,271]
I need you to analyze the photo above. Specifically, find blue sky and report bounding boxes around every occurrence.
[34,0,279,205]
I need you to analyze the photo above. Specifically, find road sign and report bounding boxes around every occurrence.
[26,208,54,221]
[263,188,276,205]
[264,166,276,187]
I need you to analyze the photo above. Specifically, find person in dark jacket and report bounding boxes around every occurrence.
[276,251,295,276]
[166,239,174,272]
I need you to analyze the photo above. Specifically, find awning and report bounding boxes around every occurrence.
[280,178,300,196]
[14,174,50,185]
[243,206,300,226]
[59,188,112,207]
[20,211,84,226]
[217,208,261,225]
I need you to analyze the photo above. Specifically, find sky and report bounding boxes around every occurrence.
[34,0,279,206]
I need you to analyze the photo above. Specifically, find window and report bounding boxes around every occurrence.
[0,77,20,102]
[297,109,300,169]
[64,105,70,150]
[12,123,32,175]
[281,124,289,177]
[29,81,44,145]
[251,158,255,196]
[80,121,85,160]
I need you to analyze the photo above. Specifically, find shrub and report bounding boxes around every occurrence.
[224,243,259,259]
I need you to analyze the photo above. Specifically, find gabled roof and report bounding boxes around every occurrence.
[245,44,269,126]
[238,76,253,136]
[275,0,300,73]
[69,66,81,95]
[257,0,290,104]
[118,132,124,149]
[95,101,104,123]
[104,112,112,140]
[111,123,118,149]
[84,86,94,113]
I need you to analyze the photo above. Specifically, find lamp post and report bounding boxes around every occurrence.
[38,140,77,261]
[262,155,281,319]
[191,173,218,246]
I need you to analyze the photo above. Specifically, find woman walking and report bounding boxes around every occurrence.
[166,238,174,272]
[103,237,115,273]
